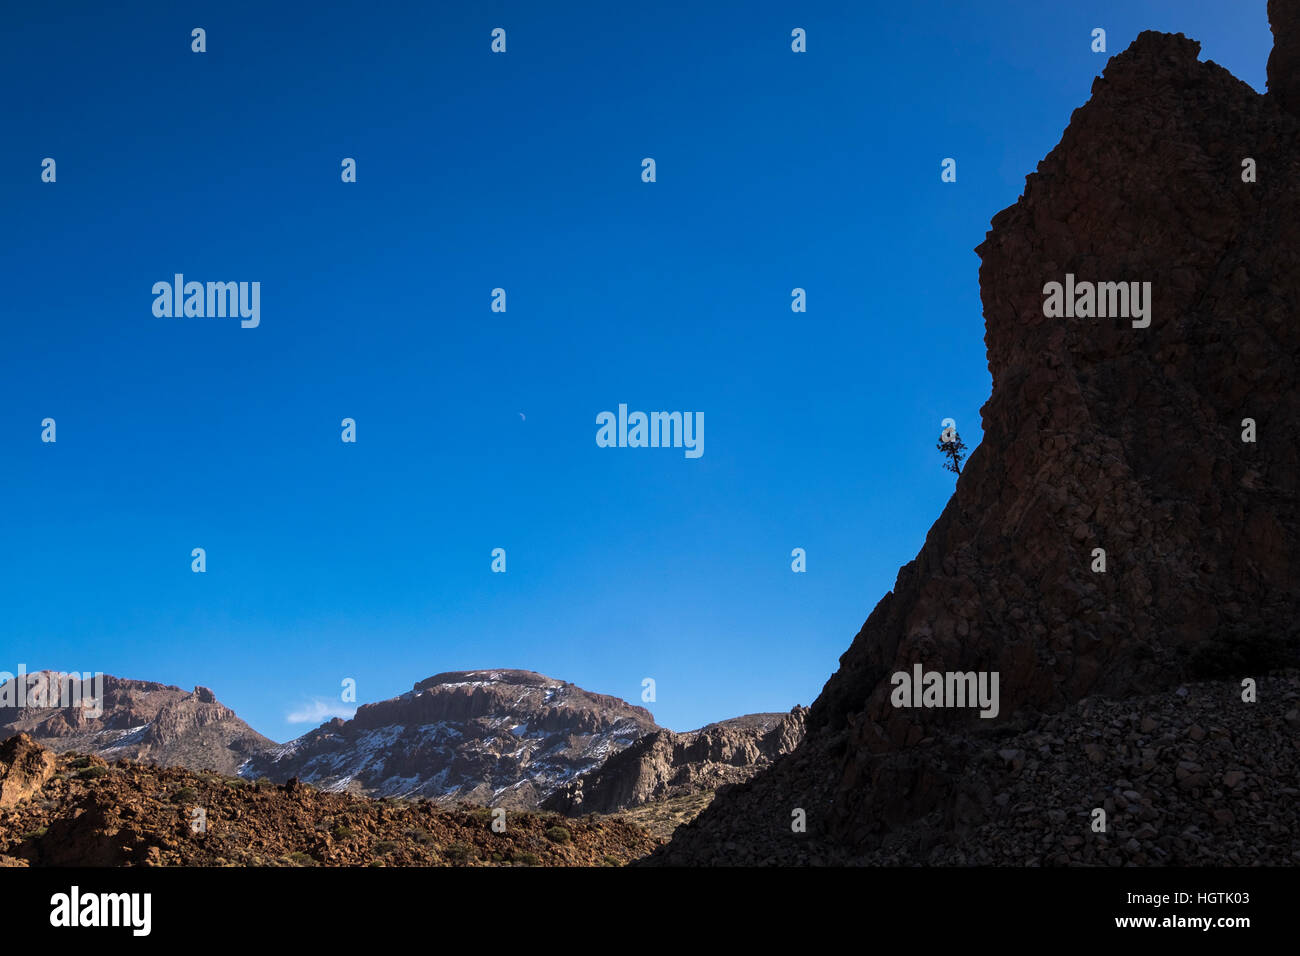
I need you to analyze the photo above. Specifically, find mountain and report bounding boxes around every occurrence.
[542,708,806,816]
[0,672,273,776]
[650,13,1300,865]
[0,734,660,867]
[239,669,659,807]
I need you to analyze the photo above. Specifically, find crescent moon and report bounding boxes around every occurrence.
[519,413,526,421]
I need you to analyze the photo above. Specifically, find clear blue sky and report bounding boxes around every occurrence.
[0,1,1270,741]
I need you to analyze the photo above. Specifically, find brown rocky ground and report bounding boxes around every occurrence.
[0,735,661,867]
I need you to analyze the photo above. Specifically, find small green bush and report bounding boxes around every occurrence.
[514,851,541,866]
[331,823,354,840]
[545,825,571,845]
[77,766,109,780]
[171,787,198,804]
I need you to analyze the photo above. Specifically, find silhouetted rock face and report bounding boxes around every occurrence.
[821,28,1300,747]
[1269,0,1300,116]
[241,670,660,807]
[653,27,1299,864]
[0,673,273,776]
[542,709,806,815]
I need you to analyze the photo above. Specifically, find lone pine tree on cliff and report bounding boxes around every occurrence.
[937,422,967,477]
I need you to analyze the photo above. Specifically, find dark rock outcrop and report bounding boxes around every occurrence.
[543,708,806,815]
[1268,0,1300,116]
[651,20,1299,865]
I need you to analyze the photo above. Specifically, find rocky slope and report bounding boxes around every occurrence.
[651,13,1300,865]
[543,708,806,816]
[851,673,1300,867]
[240,669,659,808]
[0,672,273,776]
[0,735,659,867]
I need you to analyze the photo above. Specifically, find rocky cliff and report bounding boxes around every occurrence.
[0,673,273,776]
[542,708,806,815]
[651,13,1300,865]
[240,669,659,807]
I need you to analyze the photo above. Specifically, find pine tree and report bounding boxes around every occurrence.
[937,427,967,476]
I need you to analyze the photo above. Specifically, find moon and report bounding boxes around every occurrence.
[519,413,526,421]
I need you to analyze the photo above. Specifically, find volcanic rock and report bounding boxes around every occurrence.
[0,738,660,867]
[543,708,806,815]
[0,734,56,809]
[650,17,1300,865]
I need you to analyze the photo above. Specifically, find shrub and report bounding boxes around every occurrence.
[373,840,399,856]
[404,827,434,845]
[171,787,198,804]
[545,825,571,845]
[443,842,473,863]
[77,766,109,780]
[602,854,622,867]
[331,823,354,840]
[513,851,541,866]
[283,851,316,866]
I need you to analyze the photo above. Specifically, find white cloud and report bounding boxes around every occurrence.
[286,698,357,724]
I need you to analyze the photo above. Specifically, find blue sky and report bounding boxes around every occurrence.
[0,1,1270,740]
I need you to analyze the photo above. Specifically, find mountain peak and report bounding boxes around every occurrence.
[0,673,272,775]
[413,669,562,693]
[243,668,659,807]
